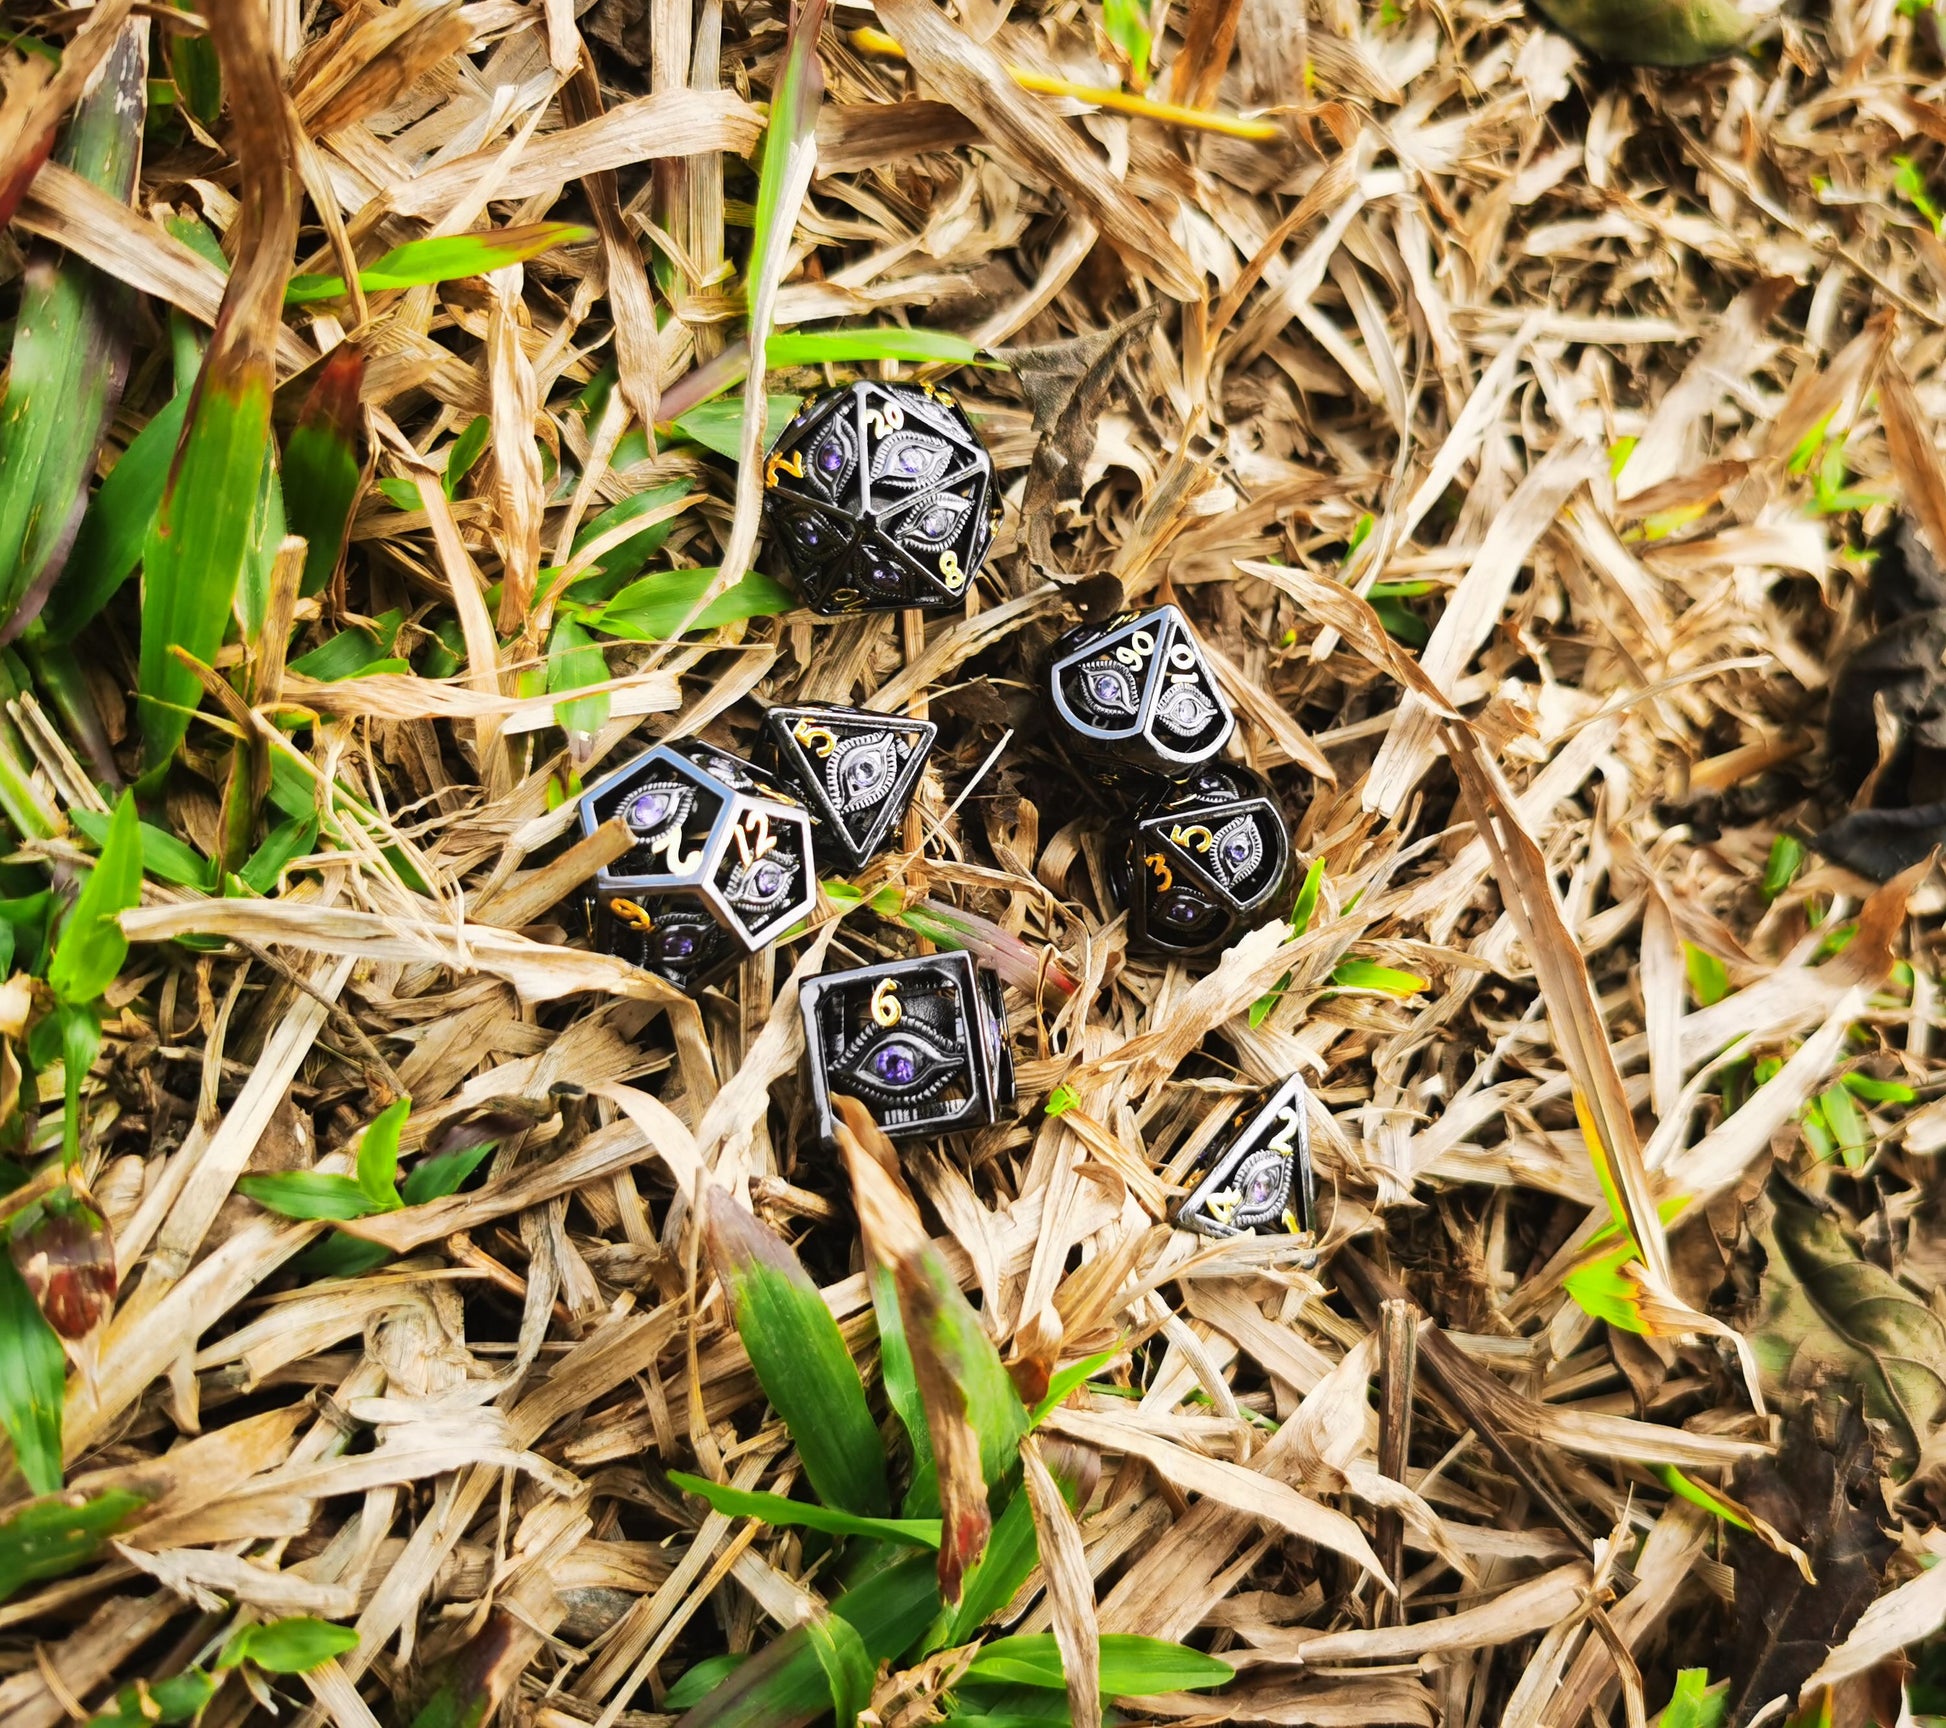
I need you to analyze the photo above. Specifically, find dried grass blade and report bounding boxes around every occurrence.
[1440,723,1671,1289]
[873,0,1198,298]
[1877,349,1946,565]
[1022,1434,1100,1728]
[0,0,139,227]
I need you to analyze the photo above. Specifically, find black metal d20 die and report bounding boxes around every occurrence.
[761,704,937,871]
[799,951,1014,1144]
[1175,1075,1317,1239]
[579,741,816,991]
[1114,765,1291,957]
[1046,604,1235,787]
[762,380,999,615]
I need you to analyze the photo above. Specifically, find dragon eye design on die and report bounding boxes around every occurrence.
[872,431,955,489]
[804,417,858,498]
[827,1019,963,1106]
[1207,815,1265,887]
[1151,679,1220,739]
[1218,1146,1293,1231]
[718,849,802,922]
[1076,659,1141,720]
[824,733,901,816]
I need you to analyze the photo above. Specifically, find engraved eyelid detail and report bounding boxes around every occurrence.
[871,431,954,486]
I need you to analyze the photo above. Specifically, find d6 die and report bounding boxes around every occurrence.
[1113,765,1290,957]
[799,951,1014,1144]
[762,380,999,615]
[579,741,815,990]
[762,704,937,871]
[1045,604,1234,787]
[1175,1075,1317,1238]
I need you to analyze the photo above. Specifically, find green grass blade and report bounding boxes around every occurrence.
[47,790,140,1005]
[568,480,694,592]
[0,1252,66,1492]
[767,329,979,368]
[705,1196,889,1516]
[282,345,365,596]
[0,1487,146,1603]
[216,1617,360,1673]
[0,22,145,639]
[284,222,592,304]
[584,568,793,642]
[671,397,802,461]
[287,609,404,681]
[236,1171,380,1222]
[44,389,189,645]
[668,1469,941,1547]
[962,1635,1232,1695]
[804,1612,873,1728]
[546,616,609,740]
[675,1551,939,1728]
[945,1488,1037,1644]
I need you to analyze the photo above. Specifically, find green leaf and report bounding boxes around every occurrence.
[962,1635,1232,1695]
[443,415,491,499]
[768,330,979,369]
[140,363,273,772]
[1683,941,1730,1008]
[672,1551,939,1728]
[666,1654,749,1710]
[217,1616,360,1673]
[56,1002,100,1167]
[0,22,144,638]
[281,345,365,597]
[69,807,210,890]
[546,616,609,738]
[287,609,404,682]
[376,476,420,510]
[1839,1072,1916,1105]
[705,1200,890,1516]
[0,1252,66,1493]
[47,388,185,645]
[84,1666,218,1728]
[871,1264,938,1517]
[585,567,794,642]
[48,791,141,1005]
[670,395,804,462]
[285,223,593,304]
[567,481,693,593]
[1649,1464,1755,1533]
[1028,1348,1122,1429]
[165,0,220,127]
[1249,858,1326,1026]
[1817,1081,1871,1169]
[805,1611,874,1728]
[355,1098,409,1212]
[668,1469,941,1547]
[403,1139,498,1206]
[946,1489,1038,1644]
[1101,0,1153,82]
[0,1488,146,1605]
[1327,958,1426,996]
[1043,1082,1079,1118]
[238,814,317,895]
[236,1171,380,1222]
[1564,1236,1649,1333]
[1653,1668,1731,1728]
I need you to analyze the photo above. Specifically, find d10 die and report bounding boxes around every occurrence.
[579,741,815,990]
[1046,604,1235,787]
[799,951,1014,1144]
[1113,765,1290,957]
[762,380,999,614]
[762,704,937,871]
[1175,1075,1317,1239]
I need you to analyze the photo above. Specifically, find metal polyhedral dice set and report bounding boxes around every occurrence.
[575,377,1312,1236]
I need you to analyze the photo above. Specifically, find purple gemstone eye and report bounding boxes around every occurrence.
[1092,674,1121,701]
[819,443,844,474]
[1224,833,1252,863]
[920,507,951,539]
[872,1043,917,1086]
[900,446,926,473]
[1245,1164,1280,1205]
[752,862,783,897]
[802,521,822,545]
[1164,898,1202,924]
[629,791,670,829]
[659,929,697,960]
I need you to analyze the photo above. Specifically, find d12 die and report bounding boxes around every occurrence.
[799,951,1014,1144]
[762,380,999,614]
[1046,604,1234,786]
[579,740,815,990]
[1175,1075,1317,1239]
[762,704,937,871]
[1114,765,1290,957]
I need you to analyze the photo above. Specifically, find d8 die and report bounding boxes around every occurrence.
[1113,765,1290,957]
[762,380,999,614]
[1175,1075,1317,1239]
[1046,604,1234,787]
[799,951,1014,1144]
[762,704,937,871]
[579,741,815,991]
